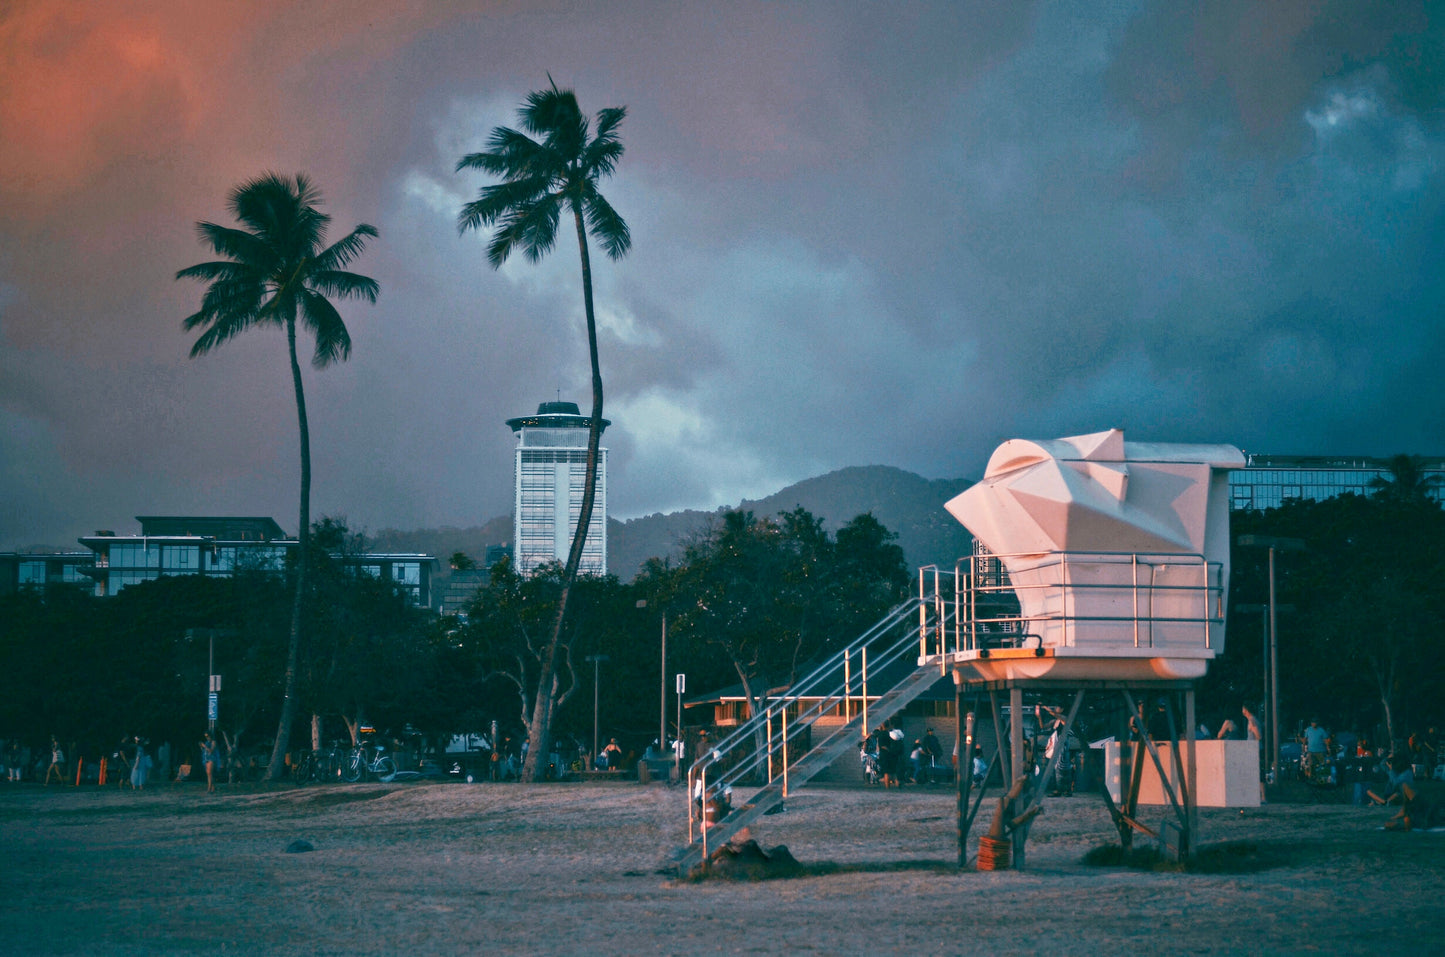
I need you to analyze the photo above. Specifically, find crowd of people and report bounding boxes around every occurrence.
[1273,718,1441,805]
[0,731,269,790]
[859,725,948,787]
[0,734,171,788]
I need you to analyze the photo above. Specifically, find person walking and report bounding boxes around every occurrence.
[129,736,151,791]
[44,736,66,786]
[1302,719,1330,777]
[200,734,220,793]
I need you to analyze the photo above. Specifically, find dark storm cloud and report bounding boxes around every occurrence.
[2,1,1442,551]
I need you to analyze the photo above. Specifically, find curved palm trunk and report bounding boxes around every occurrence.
[265,317,311,781]
[521,205,603,782]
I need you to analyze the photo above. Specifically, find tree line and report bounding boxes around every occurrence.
[0,508,911,771]
[1203,460,1445,746]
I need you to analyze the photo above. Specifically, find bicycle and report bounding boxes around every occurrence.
[292,742,348,785]
[341,740,396,782]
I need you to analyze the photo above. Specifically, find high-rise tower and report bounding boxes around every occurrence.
[507,401,609,576]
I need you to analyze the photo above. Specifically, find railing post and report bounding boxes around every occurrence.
[1062,553,1071,647]
[919,567,929,660]
[766,710,774,783]
[968,555,977,653]
[843,651,852,725]
[700,765,708,862]
[861,646,869,737]
[1203,556,1213,649]
[1132,553,1140,648]
[781,706,790,800]
[687,768,695,844]
[935,566,946,673]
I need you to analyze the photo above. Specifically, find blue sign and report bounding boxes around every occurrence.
[208,693,218,721]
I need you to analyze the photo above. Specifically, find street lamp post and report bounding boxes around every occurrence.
[1237,535,1306,785]
[637,599,668,754]
[586,654,609,765]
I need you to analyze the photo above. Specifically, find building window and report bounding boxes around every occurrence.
[18,561,46,585]
[109,543,160,570]
[162,545,200,571]
[392,563,421,586]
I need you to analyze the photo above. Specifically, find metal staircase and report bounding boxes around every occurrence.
[673,568,960,876]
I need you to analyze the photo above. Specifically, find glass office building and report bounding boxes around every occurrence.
[507,401,608,577]
[1227,455,1445,511]
[77,516,435,605]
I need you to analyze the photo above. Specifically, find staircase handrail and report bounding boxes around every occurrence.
[688,575,963,818]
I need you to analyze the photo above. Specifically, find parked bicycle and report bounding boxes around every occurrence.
[291,741,348,785]
[341,739,396,783]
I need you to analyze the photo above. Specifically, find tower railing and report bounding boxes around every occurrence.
[947,550,1225,656]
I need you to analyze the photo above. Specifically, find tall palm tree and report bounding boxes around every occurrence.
[177,172,378,781]
[457,82,630,781]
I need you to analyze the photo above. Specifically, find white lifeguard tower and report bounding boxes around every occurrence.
[674,429,1246,875]
[930,429,1246,867]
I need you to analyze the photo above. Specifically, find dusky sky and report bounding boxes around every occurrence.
[2,0,1442,549]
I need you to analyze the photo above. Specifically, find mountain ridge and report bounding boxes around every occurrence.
[371,465,974,591]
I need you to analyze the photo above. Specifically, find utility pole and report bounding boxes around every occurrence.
[586,654,609,764]
[1237,535,1305,786]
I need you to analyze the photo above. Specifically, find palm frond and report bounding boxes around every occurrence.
[487,196,561,267]
[313,224,378,271]
[175,260,257,284]
[458,177,552,234]
[193,223,276,268]
[309,269,380,303]
[198,277,267,317]
[580,135,625,180]
[185,317,240,358]
[300,290,353,368]
[182,286,269,354]
[593,106,626,142]
[582,188,631,260]
[463,127,561,182]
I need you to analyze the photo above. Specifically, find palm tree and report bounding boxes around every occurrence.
[1369,454,1444,505]
[456,82,630,781]
[177,172,378,781]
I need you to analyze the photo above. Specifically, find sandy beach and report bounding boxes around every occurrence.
[2,778,1441,955]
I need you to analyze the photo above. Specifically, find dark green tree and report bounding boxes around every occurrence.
[669,509,911,731]
[456,83,630,781]
[301,518,435,747]
[177,173,379,779]
[1215,493,1445,747]
[458,557,577,745]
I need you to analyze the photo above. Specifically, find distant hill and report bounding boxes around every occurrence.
[379,466,974,605]
[607,465,974,580]
[369,515,513,567]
